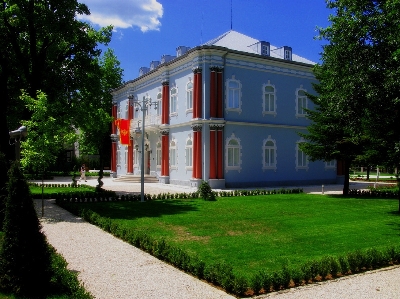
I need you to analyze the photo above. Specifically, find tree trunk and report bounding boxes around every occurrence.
[343,160,350,195]
[366,165,370,180]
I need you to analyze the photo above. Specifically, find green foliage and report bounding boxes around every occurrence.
[198,180,216,201]
[0,0,113,161]
[0,162,52,297]
[0,153,8,227]
[20,91,77,173]
[300,1,400,195]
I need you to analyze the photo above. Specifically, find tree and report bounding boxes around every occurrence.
[0,152,9,226]
[74,48,123,190]
[0,161,52,297]
[299,0,400,196]
[0,0,113,160]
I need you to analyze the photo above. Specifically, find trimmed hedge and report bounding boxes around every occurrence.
[348,188,399,198]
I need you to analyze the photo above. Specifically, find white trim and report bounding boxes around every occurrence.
[185,135,193,170]
[225,75,242,114]
[170,138,178,170]
[295,138,309,171]
[262,135,277,171]
[156,141,161,169]
[225,133,242,172]
[170,85,178,117]
[262,80,277,116]
[295,86,308,118]
[186,78,193,114]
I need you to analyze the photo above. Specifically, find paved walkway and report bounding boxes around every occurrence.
[33,177,400,298]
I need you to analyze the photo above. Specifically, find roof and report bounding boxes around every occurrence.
[203,30,315,64]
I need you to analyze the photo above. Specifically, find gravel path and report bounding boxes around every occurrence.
[33,177,400,299]
[37,199,234,299]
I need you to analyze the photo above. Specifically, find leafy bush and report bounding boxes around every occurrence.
[198,180,216,201]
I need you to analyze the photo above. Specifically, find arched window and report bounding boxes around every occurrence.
[185,137,193,169]
[186,80,193,112]
[156,92,162,116]
[262,136,277,170]
[170,140,177,169]
[170,87,178,115]
[225,134,242,172]
[296,139,309,170]
[225,76,242,113]
[156,142,161,169]
[263,82,277,116]
[296,87,308,117]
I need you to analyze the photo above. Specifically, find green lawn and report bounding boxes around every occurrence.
[70,194,400,278]
[30,185,95,196]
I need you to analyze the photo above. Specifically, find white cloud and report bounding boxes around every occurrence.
[77,0,163,32]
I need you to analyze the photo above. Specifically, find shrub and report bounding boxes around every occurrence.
[198,180,216,201]
[0,162,52,297]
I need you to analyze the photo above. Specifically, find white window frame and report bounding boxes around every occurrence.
[185,136,193,170]
[225,133,242,172]
[170,139,177,169]
[170,86,178,116]
[262,44,269,56]
[295,87,308,118]
[262,81,277,116]
[134,147,140,167]
[262,135,277,171]
[296,138,309,171]
[325,160,336,170]
[225,76,242,114]
[156,91,162,116]
[285,49,291,60]
[156,141,161,169]
[117,145,121,167]
[186,79,193,114]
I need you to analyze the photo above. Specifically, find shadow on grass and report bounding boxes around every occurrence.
[62,199,201,221]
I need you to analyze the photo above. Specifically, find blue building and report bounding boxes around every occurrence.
[110,30,339,188]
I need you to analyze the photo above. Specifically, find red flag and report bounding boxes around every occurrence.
[118,119,130,145]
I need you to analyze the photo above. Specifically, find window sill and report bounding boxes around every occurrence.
[225,108,242,114]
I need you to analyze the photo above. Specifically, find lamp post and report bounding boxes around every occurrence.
[128,95,157,202]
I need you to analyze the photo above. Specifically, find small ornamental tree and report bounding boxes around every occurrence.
[0,161,52,297]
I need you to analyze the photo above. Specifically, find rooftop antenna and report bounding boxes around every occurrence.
[230,0,233,30]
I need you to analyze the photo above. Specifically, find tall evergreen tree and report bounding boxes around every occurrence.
[0,162,51,297]
[299,0,400,195]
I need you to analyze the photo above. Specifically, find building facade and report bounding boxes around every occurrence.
[110,31,339,188]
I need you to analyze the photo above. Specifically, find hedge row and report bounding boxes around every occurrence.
[348,188,399,198]
[50,188,303,204]
[57,201,400,297]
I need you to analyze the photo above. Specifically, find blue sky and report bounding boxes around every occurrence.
[78,0,333,82]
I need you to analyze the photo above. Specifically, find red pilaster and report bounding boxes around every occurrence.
[210,70,216,118]
[127,102,134,173]
[217,130,223,179]
[217,71,223,118]
[161,133,169,176]
[192,131,198,178]
[193,72,198,118]
[162,82,169,124]
[209,129,216,179]
[196,71,202,119]
[196,130,202,179]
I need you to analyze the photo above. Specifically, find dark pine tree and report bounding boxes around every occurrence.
[0,161,51,297]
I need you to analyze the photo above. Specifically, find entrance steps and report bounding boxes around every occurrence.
[113,174,159,183]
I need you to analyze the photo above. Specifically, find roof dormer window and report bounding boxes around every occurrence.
[261,42,270,56]
[284,46,292,61]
